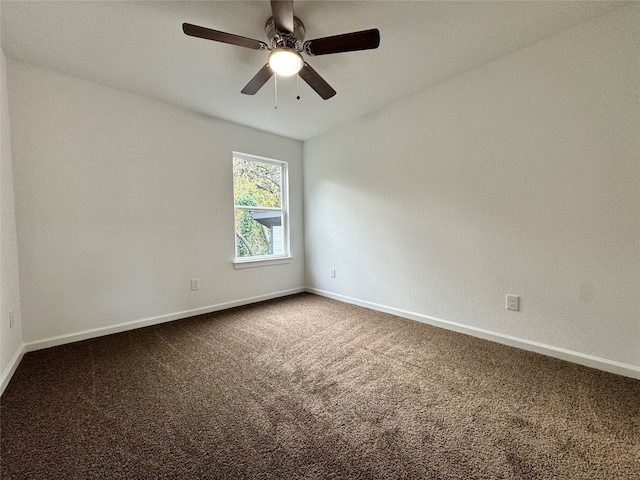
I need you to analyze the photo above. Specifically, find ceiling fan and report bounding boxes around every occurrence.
[182,0,380,100]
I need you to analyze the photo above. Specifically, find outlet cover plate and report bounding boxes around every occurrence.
[506,294,520,311]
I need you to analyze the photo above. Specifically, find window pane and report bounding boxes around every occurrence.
[235,210,284,258]
[233,157,282,208]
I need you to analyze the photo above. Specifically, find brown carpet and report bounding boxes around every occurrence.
[1,293,639,479]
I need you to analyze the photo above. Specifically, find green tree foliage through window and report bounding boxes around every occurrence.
[233,155,287,259]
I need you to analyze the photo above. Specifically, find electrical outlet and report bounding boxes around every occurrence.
[9,309,15,328]
[191,279,200,291]
[330,268,336,278]
[506,294,520,311]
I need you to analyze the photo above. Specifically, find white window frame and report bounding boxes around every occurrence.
[232,152,291,268]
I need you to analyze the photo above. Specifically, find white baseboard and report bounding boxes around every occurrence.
[23,287,305,354]
[0,343,26,396]
[3,285,637,397]
[306,287,640,380]
[0,287,304,395]
[2,289,300,395]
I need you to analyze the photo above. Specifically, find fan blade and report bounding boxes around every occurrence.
[241,64,274,95]
[304,29,380,56]
[183,23,268,50]
[270,0,294,34]
[298,63,336,100]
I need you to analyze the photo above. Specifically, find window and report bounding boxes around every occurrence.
[233,153,289,264]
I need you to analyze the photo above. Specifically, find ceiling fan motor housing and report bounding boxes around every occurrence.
[266,16,305,50]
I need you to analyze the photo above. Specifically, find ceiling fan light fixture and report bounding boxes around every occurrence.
[183,1,381,99]
[268,48,303,76]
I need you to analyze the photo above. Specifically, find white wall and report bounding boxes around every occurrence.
[7,59,303,345]
[1,49,24,388]
[304,5,640,374]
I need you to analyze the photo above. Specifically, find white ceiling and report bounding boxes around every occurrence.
[0,1,626,141]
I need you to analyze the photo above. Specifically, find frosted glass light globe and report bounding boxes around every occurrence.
[268,48,303,76]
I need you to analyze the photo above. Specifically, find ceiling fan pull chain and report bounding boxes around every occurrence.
[296,74,300,100]
[274,72,278,109]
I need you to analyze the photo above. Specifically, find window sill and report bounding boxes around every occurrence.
[233,256,293,270]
